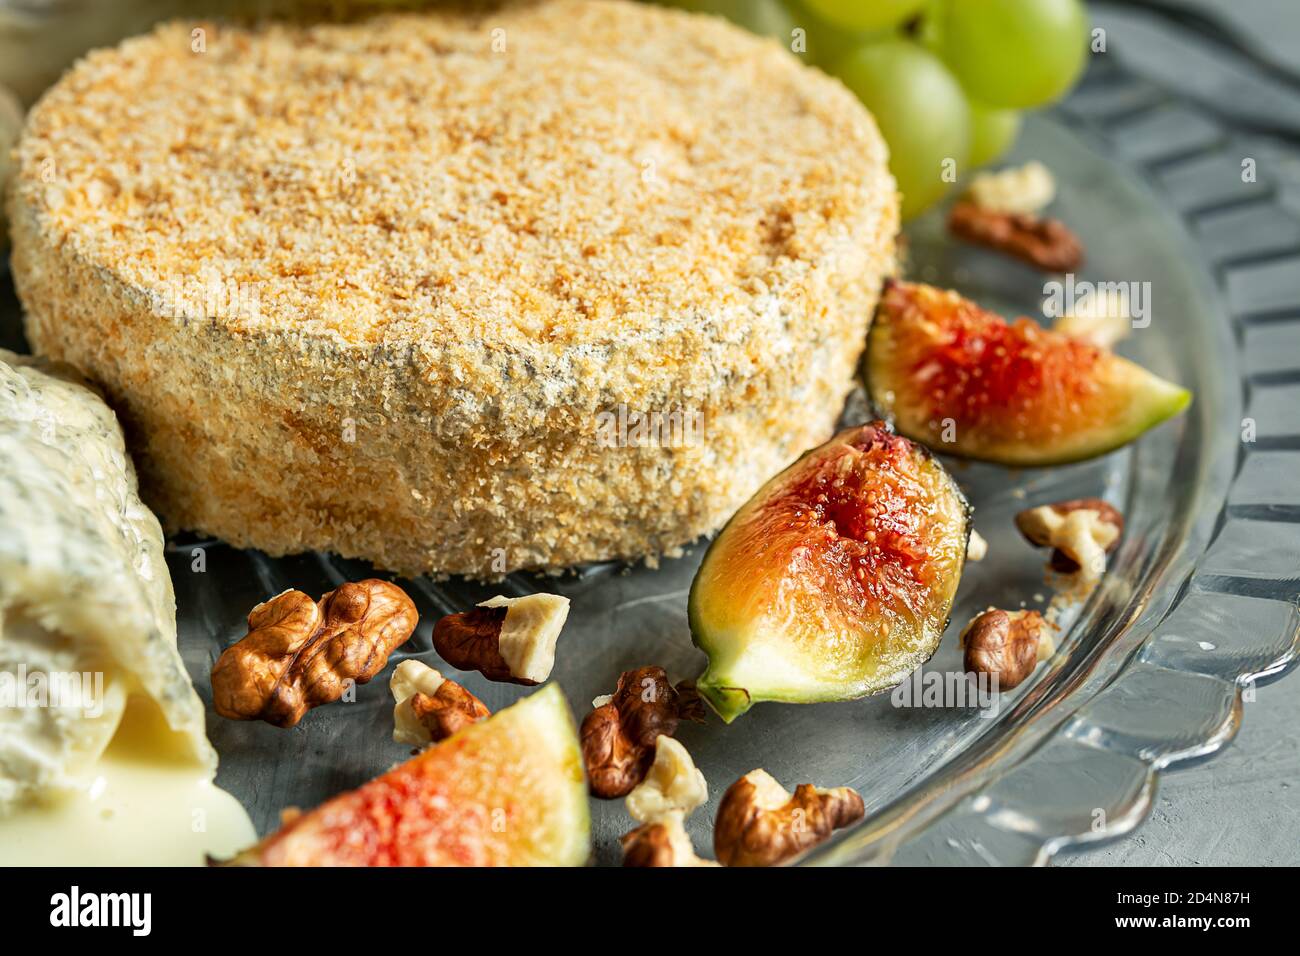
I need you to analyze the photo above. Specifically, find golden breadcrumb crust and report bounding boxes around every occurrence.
[9,0,897,577]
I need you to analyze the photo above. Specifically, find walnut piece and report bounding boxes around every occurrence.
[581,666,700,799]
[960,608,1053,690]
[626,735,708,823]
[713,769,864,867]
[621,810,719,868]
[966,528,988,562]
[948,200,1084,273]
[390,659,489,746]
[619,736,715,866]
[1015,498,1123,582]
[211,580,418,728]
[966,160,1057,215]
[1052,285,1132,348]
[431,593,568,685]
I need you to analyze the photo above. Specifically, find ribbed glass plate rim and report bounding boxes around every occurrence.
[804,56,1300,867]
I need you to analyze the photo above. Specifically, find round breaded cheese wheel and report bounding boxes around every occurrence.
[10,0,897,577]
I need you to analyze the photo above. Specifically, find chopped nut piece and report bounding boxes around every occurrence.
[409,679,491,744]
[619,734,713,866]
[960,608,1050,690]
[713,769,864,867]
[1015,498,1123,582]
[390,659,489,746]
[211,580,418,728]
[431,592,569,685]
[966,160,1056,215]
[621,810,719,868]
[1053,311,1131,349]
[626,736,708,823]
[1051,285,1132,348]
[581,666,695,798]
[391,659,445,745]
[948,200,1084,273]
[966,529,988,562]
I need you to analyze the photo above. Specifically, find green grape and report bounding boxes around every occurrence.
[967,102,1022,167]
[782,0,888,68]
[932,0,1089,109]
[801,0,927,33]
[835,40,970,220]
[658,0,798,43]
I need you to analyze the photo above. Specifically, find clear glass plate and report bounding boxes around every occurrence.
[179,107,1290,867]
[3,61,1297,868]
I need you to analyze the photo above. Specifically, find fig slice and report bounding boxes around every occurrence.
[689,421,970,723]
[223,683,589,866]
[865,281,1191,466]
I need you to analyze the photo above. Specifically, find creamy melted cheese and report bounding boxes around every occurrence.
[0,697,253,865]
[0,349,253,863]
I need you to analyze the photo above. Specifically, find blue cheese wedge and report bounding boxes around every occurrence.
[0,349,252,864]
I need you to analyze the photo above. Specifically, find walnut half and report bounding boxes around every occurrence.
[619,736,715,867]
[211,580,418,728]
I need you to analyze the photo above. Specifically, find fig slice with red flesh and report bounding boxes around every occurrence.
[689,421,970,723]
[221,683,589,866]
[866,281,1191,466]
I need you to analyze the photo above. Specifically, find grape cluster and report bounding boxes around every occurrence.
[664,0,1089,219]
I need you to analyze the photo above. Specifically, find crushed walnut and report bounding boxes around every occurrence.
[626,735,709,824]
[390,659,489,747]
[967,160,1056,215]
[1015,498,1123,585]
[951,161,1082,272]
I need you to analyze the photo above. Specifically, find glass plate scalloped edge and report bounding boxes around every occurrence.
[803,62,1300,867]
